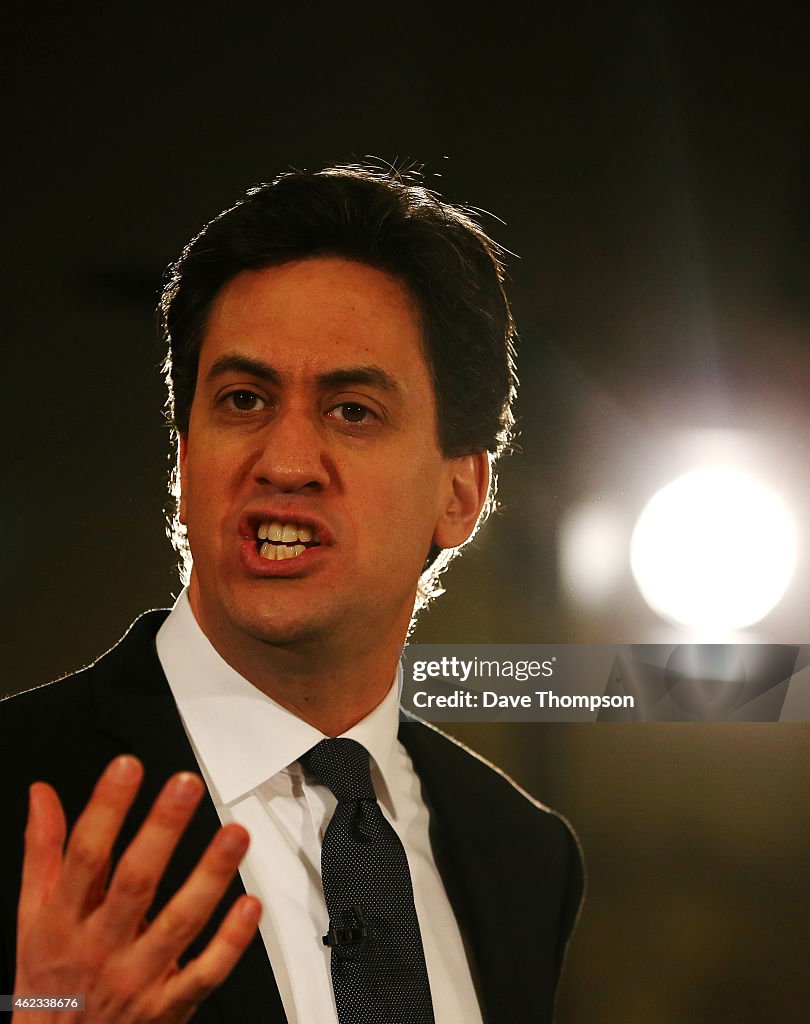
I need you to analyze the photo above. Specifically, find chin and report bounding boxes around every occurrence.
[227,598,335,649]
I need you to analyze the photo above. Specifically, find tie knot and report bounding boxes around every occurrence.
[299,738,376,803]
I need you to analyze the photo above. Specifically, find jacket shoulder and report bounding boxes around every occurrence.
[0,610,171,800]
[3,610,169,696]
[401,715,576,836]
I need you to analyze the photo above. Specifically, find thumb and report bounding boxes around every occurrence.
[17,782,67,927]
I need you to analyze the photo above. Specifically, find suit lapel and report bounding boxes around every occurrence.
[90,611,287,1023]
[400,720,546,1024]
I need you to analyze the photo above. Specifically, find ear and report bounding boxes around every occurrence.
[178,433,189,525]
[433,451,490,549]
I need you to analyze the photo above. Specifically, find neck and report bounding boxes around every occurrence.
[188,599,404,736]
[224,639,398,735]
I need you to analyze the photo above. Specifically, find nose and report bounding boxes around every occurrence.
[251,404,332,493]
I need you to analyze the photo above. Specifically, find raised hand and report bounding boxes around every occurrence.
[13,756,261,1023]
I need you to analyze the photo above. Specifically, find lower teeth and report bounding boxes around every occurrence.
[259,542,306,561]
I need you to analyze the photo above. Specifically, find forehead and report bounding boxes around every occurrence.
[199,256,428,379]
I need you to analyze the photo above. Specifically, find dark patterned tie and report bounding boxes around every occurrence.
[299,737,436,1023]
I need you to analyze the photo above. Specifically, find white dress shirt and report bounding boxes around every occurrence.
[156,591,483,1023]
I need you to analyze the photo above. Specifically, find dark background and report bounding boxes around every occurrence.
[3,2,809,1019]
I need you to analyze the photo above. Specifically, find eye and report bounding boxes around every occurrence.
[224,390,267,413]
[329,402,376,424]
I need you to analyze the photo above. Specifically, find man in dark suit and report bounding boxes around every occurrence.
[1,164,582,1023]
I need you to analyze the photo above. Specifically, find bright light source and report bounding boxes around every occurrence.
[630,468,797,632]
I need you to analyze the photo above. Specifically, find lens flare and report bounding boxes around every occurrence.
[630,468,797,632]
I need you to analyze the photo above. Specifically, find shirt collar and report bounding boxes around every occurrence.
[155,590,401,808]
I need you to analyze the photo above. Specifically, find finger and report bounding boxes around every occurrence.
[84,852,113,915]
[130,824,251,976]
[17,782,67,925]
[58,755,144,919]
[95,772,205,943]
[161,896,262,1014]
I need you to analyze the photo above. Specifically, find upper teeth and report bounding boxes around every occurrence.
[257,520,316,544]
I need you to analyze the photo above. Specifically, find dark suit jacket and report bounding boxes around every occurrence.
[0,612,583,1023]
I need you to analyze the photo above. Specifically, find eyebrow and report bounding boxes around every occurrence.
[204,353,402,394]
[205,354,281,385]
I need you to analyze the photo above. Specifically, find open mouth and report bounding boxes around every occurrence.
[256,520,322,561]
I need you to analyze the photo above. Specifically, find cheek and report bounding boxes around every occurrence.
[367,460,446,551]
[178,437,189,525]
[180,458,222,538]
[183,441,235,507]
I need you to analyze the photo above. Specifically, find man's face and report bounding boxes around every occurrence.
[179,257,484,661]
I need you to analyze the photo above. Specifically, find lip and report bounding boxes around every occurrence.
[237,508,334,578]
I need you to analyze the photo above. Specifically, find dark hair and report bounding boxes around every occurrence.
[159,162,518,605]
